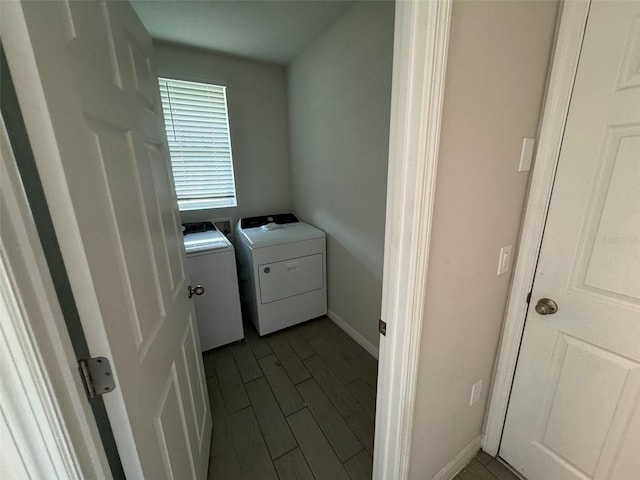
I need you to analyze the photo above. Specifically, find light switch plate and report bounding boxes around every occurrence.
[470,380,483,406]
[497,245,512,275]
[519,138,536,172]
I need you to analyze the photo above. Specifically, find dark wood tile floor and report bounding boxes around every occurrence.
[457,452,522,480]
[204,316,378,480]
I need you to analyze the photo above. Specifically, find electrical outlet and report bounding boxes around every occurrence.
[470,380,483,406]
[497,245,512,275]
[212,217,233,238]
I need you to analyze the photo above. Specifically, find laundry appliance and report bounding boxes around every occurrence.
[235,214,327,335]
[183,222,244,351]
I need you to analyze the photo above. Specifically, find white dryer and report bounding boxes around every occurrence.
[236,214,327,336]
[183,222,244,351]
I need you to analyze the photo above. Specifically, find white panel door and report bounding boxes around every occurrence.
[3,1,211,478]
[501,2,640,480]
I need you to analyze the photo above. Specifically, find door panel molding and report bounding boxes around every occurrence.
[483,0,591,456]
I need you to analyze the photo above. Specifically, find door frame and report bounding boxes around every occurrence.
[3,0,454,479]
[482,0,591,456]
[374,1,452,478]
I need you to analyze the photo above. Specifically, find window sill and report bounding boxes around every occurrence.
[178,198,237,211]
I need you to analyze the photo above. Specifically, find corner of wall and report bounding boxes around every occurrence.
[327,309,379,359]
[286,1,394,354]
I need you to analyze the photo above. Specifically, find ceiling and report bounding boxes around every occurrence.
[131,0,356,65]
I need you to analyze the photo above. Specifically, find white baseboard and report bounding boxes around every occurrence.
[432,435,482,480]
[326,309,379,359]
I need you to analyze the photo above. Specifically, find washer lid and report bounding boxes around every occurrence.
[184,230,231,254]
[238,222,325,248]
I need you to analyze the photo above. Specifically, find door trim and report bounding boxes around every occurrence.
[1,114,111,479]
[374,1,452,478]
[482,0,591,456]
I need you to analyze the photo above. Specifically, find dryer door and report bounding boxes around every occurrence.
[258,254,324,304]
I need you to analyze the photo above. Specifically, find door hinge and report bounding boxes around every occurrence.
[378,319,387,336]
[79,357,116,400]
[526,291,532,304]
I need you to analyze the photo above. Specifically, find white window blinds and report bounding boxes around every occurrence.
[159,77,237,210]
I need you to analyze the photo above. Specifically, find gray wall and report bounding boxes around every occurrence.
[287,1,395,350]
[408,1,559,477]
[153,41,292,226]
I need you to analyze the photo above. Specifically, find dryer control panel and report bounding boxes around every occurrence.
[240,213,299,229]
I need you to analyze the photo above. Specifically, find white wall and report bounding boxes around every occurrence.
[153,41,292,226]
[287,1,395,350]
[408,1,559,477]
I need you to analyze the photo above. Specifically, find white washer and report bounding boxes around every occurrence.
[184,223,244,351]
[236,214,327,336]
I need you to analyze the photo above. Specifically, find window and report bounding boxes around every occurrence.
[159,77,237,210]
